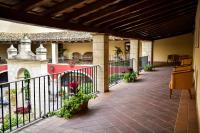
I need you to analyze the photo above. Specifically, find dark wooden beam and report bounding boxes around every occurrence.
[64,0,118,21]
[0,6,146,40]
[91,0,170,27]
[105,0,194,29]
[44,0,85,16]
[78,0,143,25]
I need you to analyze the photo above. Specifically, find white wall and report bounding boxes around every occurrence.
[0,20,64,33]
[193,0,200,128]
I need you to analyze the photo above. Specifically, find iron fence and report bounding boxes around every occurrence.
[109,59,133,87]
[0,65,98,133]
[139,56,149,70]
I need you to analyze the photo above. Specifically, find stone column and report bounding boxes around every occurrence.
[130,39,139,72]
[51,43,58,64]
[141,41,153,64]
[151,41,154,65]
[92,33,109,93]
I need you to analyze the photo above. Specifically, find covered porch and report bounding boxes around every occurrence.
[18,67,198,133]
[0,0,199,132]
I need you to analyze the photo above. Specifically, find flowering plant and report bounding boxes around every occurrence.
[68,81,79,95]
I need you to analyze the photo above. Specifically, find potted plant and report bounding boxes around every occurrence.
[68,81,79,95]
[49,82,96,119]
[123,71,138,82]
[144,64,153,71]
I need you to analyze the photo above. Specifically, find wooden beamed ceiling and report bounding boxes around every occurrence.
[0,0,197,40]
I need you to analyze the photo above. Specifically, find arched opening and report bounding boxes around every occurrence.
[17,68,31,100]
[72,52,81,61]
[17,68,30,79]
[60,71,93,94]
[82,52,93,63]
[61,71,92,85]
[0,72,8,84]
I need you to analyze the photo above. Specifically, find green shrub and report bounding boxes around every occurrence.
[78,83,93,94]
[144,64,153,71]
[110,60,130,66]
[1,114,23,132]
[109,73,124,84]
[123,71,137,82]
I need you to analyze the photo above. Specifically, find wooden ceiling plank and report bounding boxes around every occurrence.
[92,0,172,27]
[152,28,193,40]
[125,10,195,33]
[126,18,194,39]
[79,0,144,25]
[14,0,42,11]
[116,6,195,32]
[44,0,85,16]
[113,3,195,30]
[64,0,118,21]
[138,19,194,34]
[106,0,194,29]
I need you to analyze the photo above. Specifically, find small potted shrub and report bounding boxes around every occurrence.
[144,64,153,71]
[123,71,138,82]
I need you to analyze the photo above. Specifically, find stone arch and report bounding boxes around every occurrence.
[60,71,92,86]
[82,52,93,62]
[72,52,81,60]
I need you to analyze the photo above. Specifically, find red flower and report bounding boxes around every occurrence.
[68,82,78,90]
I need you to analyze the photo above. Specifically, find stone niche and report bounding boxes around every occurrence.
[6,35,49,117]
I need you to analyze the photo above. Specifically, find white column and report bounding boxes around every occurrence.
[51,43,58,64]
[92,33,109,93]
[130,39,139,72]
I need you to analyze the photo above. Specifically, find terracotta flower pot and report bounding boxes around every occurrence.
[79,101,88,112]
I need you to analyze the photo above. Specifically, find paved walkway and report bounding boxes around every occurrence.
[18,67,198,133]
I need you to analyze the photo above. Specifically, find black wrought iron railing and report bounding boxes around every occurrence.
[0,65,98,133]
[139,56,148,70]
[109,59,133,87]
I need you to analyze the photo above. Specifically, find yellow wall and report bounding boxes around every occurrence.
[0,44,10,59]
[62,40,126,59]
[154,33,194,63]
[193,0,200,128]
[63,42,92,59]
[109,40,126,60]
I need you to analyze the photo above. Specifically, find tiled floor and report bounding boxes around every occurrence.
[174,90,198,133]
[18,67,198,133]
